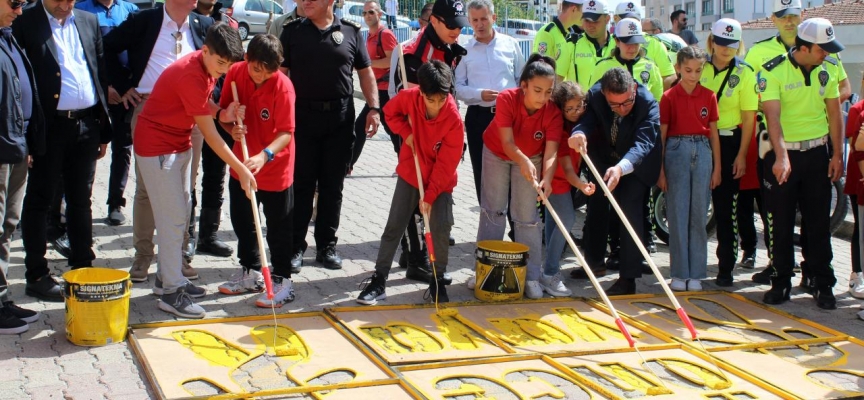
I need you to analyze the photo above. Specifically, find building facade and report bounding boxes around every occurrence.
[642,0,832,32]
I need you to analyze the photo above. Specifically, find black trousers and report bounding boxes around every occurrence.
[763,145,834,286]
[229,179,294,278]
[197,124,233,210]
[352,90,396,168]
[106,104,132,208]
[292,98,354,252]
[737,187,769,256]
[713,133,742,274]
[607,186,652,253]
[584,172,648,278]
[465,105,495,204]
[22,114,100,280]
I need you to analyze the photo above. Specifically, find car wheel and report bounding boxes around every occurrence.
[238,23,249,41]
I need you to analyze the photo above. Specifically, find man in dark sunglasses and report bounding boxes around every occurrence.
[668,9,697,46]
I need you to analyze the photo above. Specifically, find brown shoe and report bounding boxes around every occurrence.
[182,259,199,280]
[130,256,152,282]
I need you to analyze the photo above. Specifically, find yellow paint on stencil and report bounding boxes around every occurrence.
[360,323,444,353]
[431,314,486,351]
[361,326,409,354]
[655,358,730,390]
[598,363,672,395]
[250,324,309,361]
[171,329,252,367]
[555,307,628,342]
[489,318,573,346]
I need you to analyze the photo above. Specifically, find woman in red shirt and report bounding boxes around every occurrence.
[542,81,595,297]
[657,46,721,292]
[476,54,565,300]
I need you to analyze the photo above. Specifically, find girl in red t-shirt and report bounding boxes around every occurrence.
[476,54,565,300]
[849,99,864,307]
[542,81,595,297]
[657,46,721,292]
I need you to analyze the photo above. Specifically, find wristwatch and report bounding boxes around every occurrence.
[368,107,381,113]
[263,148,275,163]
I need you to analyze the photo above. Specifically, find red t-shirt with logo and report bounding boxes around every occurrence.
[221,62,296,191]
[367,27,398,91]
[483,88,565,161]
[846,100,864,203]
[659,83,718,138]
[134,51,215,157]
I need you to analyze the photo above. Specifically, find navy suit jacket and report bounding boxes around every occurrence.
[103,5,214,95]
[12,2,112,143]
[573,83,661,188]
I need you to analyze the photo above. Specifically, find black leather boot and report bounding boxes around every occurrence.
[605,278,636,296]
[813,285,836,310]
[763,277,792,305]
[197,208,234,257]
[425,277,450,303]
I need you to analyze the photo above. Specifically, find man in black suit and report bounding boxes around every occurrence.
[568,67,661,296]
[104,0,214,283]
[12,0,113,301]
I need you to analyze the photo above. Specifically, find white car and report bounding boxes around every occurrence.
[500,18,544,40]
[223,0,284,40]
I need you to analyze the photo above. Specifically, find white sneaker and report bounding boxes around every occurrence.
[539,273,572,297]
[670,278,687,292]
[256,276,295,308]
[687,279,703,291]
[850,272,864,299]
[218,268,265,295]
[466,274,476,290]
[524,280,544,299]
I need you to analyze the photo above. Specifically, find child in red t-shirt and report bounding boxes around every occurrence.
[657,46,721,292]
[215,35,298,309]
[542,81,595,297]
[134,24,252,319]
[356,60,464,305]
[848,99,864,309]
[476,54,565,300]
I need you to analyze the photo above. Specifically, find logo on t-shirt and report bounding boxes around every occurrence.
[640,71,650,83]
[533,131,544,141]
[700,107,708,118]
[260,108,270,121]
[728,74,740,89]
[433,141,442,152]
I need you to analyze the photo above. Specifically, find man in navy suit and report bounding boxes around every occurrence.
[568,67,661,296]
[104,0,214,284]
[13,0,113,301]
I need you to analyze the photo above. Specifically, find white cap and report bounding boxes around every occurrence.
[711,18,742,49]
[562,0,584,4]
[582,0,608,22]
[774,0,802,18]
[797,18,844,53]
[614,18,646,44]
[615,1,640,19]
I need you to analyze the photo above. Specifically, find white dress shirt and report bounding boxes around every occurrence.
[136,7,196,94]
[45,10,98,111]
[455,30,525,108]
[385,0,397,16]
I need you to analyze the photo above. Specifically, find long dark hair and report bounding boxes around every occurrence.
[519,53,556,84]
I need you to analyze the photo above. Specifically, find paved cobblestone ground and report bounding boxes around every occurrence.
[1,97,861,399]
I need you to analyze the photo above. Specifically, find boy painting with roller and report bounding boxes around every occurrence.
[134,23,254,319]
[216,34,298,309]
[356,60,464,305]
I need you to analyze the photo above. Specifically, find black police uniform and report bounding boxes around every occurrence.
[280,17,371,262]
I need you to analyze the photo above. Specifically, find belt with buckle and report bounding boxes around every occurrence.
[784,135,828,151]
[719,129,735,137]
[56,106,95,120]
[468,105,495,114]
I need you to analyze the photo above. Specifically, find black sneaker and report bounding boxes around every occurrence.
[0,306,28,335]
[356,273,386,305]
[107,206,126,226]
[316,247,343,270]
[3,301,39,323]
[424,278,450,303]
[738,252,756,269]
[290,250,304,274]
[51,233,72,259]
[751,268,773,285]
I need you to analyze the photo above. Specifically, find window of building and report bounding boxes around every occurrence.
[722,0,734,13]
[649,7,654,17]
[702,22,712,31]
[702,0,713,15]
[685,1,695,16]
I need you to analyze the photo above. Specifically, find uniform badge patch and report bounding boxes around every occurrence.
[260,108,270,121]
[728,74,740,89]
[538,42,548,54]
[533,131,544,141]
[644,63,652,70]
[818,70,829,96]
[640,70,650,83]
[700,107,708,118]
[332,31,344,45]
[757,77,767,92]
[781,0,792,5]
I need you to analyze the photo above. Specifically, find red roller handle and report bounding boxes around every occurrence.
[615,318,636,348]
[677,308,697,340]
[261,266,273,299]
[424,232,435,263]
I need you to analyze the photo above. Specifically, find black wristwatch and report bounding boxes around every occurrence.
[215,108,224,122]
[368,107,381,113]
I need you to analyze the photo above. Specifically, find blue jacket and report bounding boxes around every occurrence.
[573,82,661,188]
[0,34,44,163]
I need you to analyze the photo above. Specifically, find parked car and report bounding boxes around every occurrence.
[500,18,543,40]
[222,0,284,40]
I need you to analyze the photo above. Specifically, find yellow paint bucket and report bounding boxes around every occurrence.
[474,240,529,302]
[62,268,131,346]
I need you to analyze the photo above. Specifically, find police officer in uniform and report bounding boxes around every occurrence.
[760,18,844,310]
[569,0,615,86]
[532,0,583,82]
[279,0,381,270]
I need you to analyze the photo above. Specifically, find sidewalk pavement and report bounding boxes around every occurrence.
[0,97,861,399]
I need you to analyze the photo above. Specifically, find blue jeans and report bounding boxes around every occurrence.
[665,135,712,280]
[543,192,575,276]
[477,146,543,281]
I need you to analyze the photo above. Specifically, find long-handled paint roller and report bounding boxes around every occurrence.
[577,150,731,389]
[232,82,294,357]
[532,182,671,395]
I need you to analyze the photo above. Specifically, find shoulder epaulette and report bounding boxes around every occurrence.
[738,60,755,72]
[341,18,361,29]
[595,57,612,66]
[543,23,555,32]
[824,56,838,66]
[285,17,302,26]
[753,36,774,45]
[762,54,786,72]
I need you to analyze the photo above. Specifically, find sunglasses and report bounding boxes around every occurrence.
[434,15,460,31]
[361,10,377,15]
[9,0,24,9]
